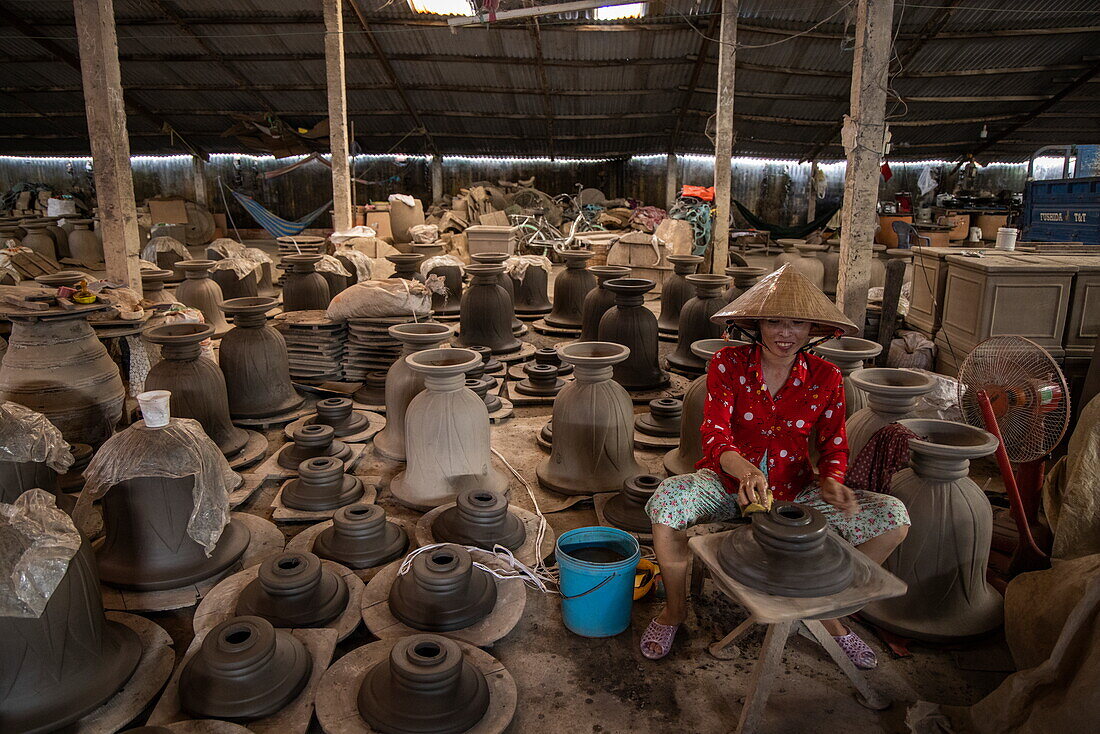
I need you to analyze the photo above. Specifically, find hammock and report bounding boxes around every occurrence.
[229,188,332,239]
[733,199,841,240]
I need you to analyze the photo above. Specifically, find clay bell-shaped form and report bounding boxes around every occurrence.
[846,367,937,456]
[143,322,251,457]
[457,264,521,355]
[308,396,369,436]
[658,254,703,335]
[391,348,509,510]
[723,266,767,302]
[666,274,732,376]
[178,615,312,721]
[812,337,884,417]
[432,487,527,551]
[219,297,304,420]
[512,258,552,315]
[277,424,352,470]
[634,397,683,438]
[597,278,668,391]
[283,456,364,512]
[544,250,597,329]
[212,260,259,301]
[388,544,497,632]
[721,502,854,597]
[514,363,565,397]
[861,419,1002,641]
[373,322,454,462]
[282,254,331,312]
[537,342,643,495]
[0,540,142,733]
[664,339,745,476]
[313,503,409,569]
[387,253,426,282]
[424,255,463,317]
[470,252,523,334]
[175,260,232,336]
[357,635,490,734]
[579,265,631,341]
[141,268,177,305]
[604,474,662,534]
[67,218,104,266]
[236,551,349,628]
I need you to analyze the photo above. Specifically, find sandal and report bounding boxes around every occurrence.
[833,628,878,670]
[640,618,680,660]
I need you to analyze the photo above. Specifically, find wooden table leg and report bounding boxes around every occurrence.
[801,619,891,710]
[736,620,791,734]
[708,617,755,660]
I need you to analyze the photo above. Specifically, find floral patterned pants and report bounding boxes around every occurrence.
[645,469,910,546]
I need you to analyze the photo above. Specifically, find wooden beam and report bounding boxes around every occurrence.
[669,3,721,154]
[72,0,142,293]
[0,83,664,97]
[837,0,894,333]
[711,0,736,275]
[323,0,353,233]
[528,19,556,160]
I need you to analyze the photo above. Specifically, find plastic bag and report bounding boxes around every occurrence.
[77,418,239,556]
[0,489,83,618]
[0,402,74,474]
[389,194,416,207]
[409,224,439,244]
[141,235,190,262]
[420,254,464,277]
[336,246,372,282]
[329,226,377,245]
[317,254,352,278]
[504,254,551,281]
[326,278,432,320]
[888,330,936,370]
[910,368,963,422]
[211,256,258,280]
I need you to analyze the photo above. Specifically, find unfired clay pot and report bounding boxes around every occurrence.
[812,337,884,417]
[40,217,70,258]
[387,544,497,632]
[19,221,57,259]
[387,253,426,282]
[861,418,1003,641]
[276,424,351,470]
[313,503,409,570]
[357,635,489,734]
[724,266,767,302]
[870,244,888,289]
[470,252,523,334]
[457,263,521,355]
[390,348,509,510]
[719,502,853,598]
[658,254,704,335]
[598,278,667,391]
[634,397,683,438]
[772,239,802,272]
[179,615,312,721]
[793,243,826,290]
[819,243,841,297]
[432,487,527,551]
[579,265,630,342]
[544,250,596,329]
[664,339,742,476]
[666,274,731,376]
[0,452,70,512]
[374,322,454,461]
[176,260,231,336]
[141,268,176,305]
[219,297,304,419]
[144,322,250,457]
[282,254,331,311]
[236,551,349,628]
[282,455,364,511]
[67,218,104,265]
[604,474,661,533]
[425,255,463,316]
[212,262,259,301]
[537,342,643,495]
[846,367,937,456]
[0,540,141,733]
[512,260,552,315]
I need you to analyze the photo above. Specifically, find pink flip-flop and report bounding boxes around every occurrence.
[640,618,680,660]
[833,628,878,670]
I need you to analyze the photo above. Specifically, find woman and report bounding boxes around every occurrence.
[641,264,910,668]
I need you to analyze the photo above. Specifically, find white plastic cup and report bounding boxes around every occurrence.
[996,227,1018,251]
[968,227,983,243]
[136,390,172,427]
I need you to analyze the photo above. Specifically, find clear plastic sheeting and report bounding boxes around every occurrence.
[420,254,464,277]
[326,278,432,320]
[336,246,372,282]
[240,247,274,267]
[207,238,247,258]
[409,224,439,244]
[504,254,551,281]
[77,418,238,556]
[0,402,74,474]
[329,225,377,245]
[0,489,82,618]
[912,369,964,422]
[141,236,190,262]
[211,256,260,280]
[316,254,352,278]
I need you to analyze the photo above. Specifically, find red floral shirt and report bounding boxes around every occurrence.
[697,343,849,501]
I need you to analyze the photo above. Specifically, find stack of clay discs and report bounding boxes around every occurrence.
[275,310,346,383]
[276,235,326,256]
[343,314,432,381]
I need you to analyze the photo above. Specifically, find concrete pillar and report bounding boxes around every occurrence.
[710,0,737,274]
[665,153,678,209]
[431,154,444,204]
[323,0,353,232]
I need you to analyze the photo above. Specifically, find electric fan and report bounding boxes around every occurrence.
[957,336,1070,572]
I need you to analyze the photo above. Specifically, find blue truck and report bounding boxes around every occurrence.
[1020,176,1100,246]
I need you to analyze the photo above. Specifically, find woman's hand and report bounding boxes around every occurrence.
[735,470,770,510]
[820,477,859,516]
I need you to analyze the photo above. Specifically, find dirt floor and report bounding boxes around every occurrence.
[126,243,1011,733]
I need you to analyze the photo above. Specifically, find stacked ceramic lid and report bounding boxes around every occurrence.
[275,309,346,383]
[343,314,428,381]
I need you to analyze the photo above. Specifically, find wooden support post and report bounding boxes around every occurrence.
[192,156,209,209]
[806,160,819,223]
[323,0,353,233]
[665,152,678,209]
[72,0,142,293]
[710,0,737,275]
[836,0,894,332]
[431,154,444,204]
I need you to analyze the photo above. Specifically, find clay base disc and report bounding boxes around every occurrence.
[229,475,265,508]
[633,428,680,450]
[657,328,678,342]
[314,638,516,734]
[361,550,525,646]
[148,626,337,734]
[194,559,365,642]
[252,442,366,481]
[282,410,386,444]
[416,503,555,568]
[99,513,285,612]
[627,371,691,405]
[531,318,580,336]
[594,491,653,542]
[286,517,418,583]
[664,360,705,379]
[271,481,378,522]
[515,309,550,321]
[232,404,312,430]
[227,430,268,471]
[148,720,253,734]
[68,613,174,734]
[351,399,386,414]
[494,341,537,364]
[487,397,515,424]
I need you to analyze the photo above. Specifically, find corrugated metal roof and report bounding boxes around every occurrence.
[0,0,1097,159]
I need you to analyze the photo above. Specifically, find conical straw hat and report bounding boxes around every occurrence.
[711,263,858,336]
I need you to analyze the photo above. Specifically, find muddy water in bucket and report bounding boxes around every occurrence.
[555,526,640,637]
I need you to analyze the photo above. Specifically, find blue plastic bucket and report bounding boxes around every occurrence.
[555,526,641,637]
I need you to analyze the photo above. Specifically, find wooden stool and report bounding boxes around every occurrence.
[688,530,907,734]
